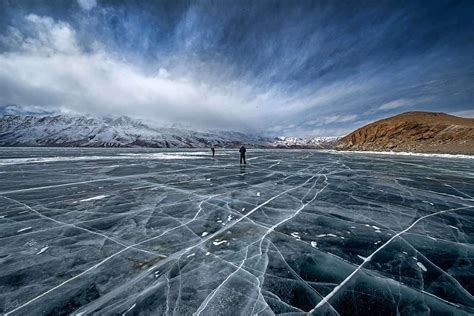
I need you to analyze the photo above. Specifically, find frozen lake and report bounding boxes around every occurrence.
[0,148,473,315]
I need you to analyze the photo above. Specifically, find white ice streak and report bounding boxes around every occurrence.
[80,195,109,202]
[17,227,32,233]
[316,233,337,238]
[417,262,427,272]
[122,303,136,315]
[36,246,49,255]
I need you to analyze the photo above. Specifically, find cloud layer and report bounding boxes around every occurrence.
[0,1,473,136]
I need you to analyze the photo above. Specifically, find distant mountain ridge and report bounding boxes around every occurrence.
[6,112,469,153]
[335,111,474,155]
[0,115,270,148]
[271,136,339,149]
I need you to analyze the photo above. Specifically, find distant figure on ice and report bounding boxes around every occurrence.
[239,145,246,164]
[211,145,215,157]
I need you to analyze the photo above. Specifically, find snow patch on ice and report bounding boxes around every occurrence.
[213,240,227,246]
[201,232,208,237]
[17,227,32,233]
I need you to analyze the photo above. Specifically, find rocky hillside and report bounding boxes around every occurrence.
[335,111,474,154]
[0,115,270,148]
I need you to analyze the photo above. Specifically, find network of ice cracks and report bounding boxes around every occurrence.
[0,148,473,315]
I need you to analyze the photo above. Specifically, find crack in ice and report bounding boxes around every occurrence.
[310,205,474,313]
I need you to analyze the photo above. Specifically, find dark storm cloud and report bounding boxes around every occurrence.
[0,0,473,135]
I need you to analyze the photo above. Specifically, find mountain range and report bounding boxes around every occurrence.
[1,112,473,154]
[0,114,339,149]
[0,115,270,148]
[272,136,339,149]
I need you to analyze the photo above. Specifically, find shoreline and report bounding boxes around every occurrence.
[329,149,474,159]
[1,146,473,159]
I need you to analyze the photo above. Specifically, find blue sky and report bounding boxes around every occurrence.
[0,0,473,136]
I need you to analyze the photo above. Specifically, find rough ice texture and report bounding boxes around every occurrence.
[0,148,473,315]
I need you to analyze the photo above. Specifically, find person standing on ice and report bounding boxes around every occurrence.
[239,145,246,164]
[211,145,215,157]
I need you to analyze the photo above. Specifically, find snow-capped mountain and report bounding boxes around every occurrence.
[0,115,270,148]
[271,136,340,148]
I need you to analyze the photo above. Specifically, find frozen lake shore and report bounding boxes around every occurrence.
[0,148,473,315]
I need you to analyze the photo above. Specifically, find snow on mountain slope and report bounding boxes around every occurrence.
[271,136,340,148]
[0,115,270,148]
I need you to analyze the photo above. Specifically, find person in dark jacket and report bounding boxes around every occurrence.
[211,145,215,157]
[239,145,246,164]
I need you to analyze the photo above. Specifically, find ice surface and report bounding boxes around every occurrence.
[0,147,473,315]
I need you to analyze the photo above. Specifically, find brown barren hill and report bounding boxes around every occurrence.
[335,111,474,155]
